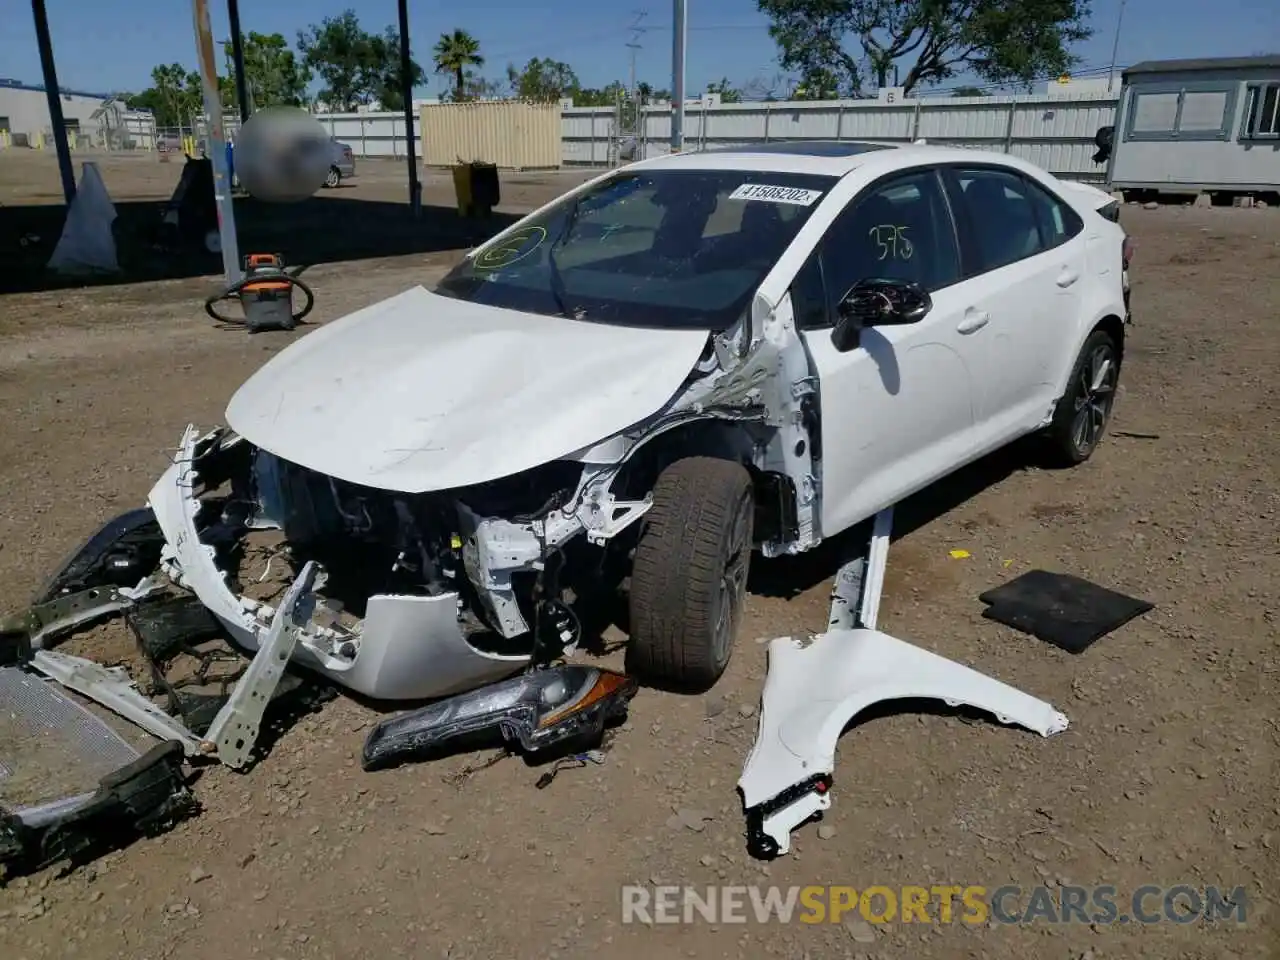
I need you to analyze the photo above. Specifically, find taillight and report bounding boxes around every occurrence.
[1122,236,1134,267]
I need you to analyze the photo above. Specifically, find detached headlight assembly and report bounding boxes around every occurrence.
[361,665,638,770]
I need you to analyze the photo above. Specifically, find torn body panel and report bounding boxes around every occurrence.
[738,628,1069,858]
[739,506,1069,859]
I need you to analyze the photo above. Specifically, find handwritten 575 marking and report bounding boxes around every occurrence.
[869,224,912,261]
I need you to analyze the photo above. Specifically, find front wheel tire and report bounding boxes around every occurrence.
[626,457,754,691]
[324,167,341,188]
[1043,328,1120,466]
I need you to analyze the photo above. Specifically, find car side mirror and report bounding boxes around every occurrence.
[831,278,932,352]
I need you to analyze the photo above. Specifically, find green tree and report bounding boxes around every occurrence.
[704,78,743,103]
[433,30,484,102]
[463,72,506,100]
[950,84,988,96]
[364,26,427,111]
[297,10,423,111]
[128,63,202,127]
[791,67,842,99]
[297,11,371,110]
[507,57,580,102]
[756,0,1092,97]
[573,81,627,107]
[221,31,310,109]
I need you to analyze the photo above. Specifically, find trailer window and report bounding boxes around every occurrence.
[1125,83,1237,142]
[1242,84,1280,139]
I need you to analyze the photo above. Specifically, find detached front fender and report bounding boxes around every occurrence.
[738,629,1069,858]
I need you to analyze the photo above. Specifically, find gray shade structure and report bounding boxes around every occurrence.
[26,0,424,286]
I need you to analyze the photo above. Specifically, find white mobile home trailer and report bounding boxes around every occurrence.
[1107,55,1280,199]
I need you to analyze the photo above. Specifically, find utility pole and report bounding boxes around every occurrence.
[226,0,251,122]
[626,11,647,142]
[192,0,241,285]
[1107,0,1127,92]
[31,0,76,204]
[671,0,686,151]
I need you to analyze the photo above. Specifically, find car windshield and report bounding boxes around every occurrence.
[433,168,838,330]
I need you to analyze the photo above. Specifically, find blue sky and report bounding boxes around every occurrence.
[2,0,1277,99]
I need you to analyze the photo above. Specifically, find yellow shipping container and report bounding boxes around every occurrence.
[419,100,561,170]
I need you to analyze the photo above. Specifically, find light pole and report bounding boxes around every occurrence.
[1107,0,1127,93]
[192,0,241,284]
[671,0,687,151]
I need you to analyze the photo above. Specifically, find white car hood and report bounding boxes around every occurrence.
[225,286,710,493]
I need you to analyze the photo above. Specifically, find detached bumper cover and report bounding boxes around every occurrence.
[147,426,530,701]
[738,628,1069,859]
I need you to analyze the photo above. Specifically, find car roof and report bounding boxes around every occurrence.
[629,141,1046,180]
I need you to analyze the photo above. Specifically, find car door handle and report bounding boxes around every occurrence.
[957,309,990,334]
[1056,267,1080,288]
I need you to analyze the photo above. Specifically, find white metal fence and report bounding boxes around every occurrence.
[318,91,1117,182]
[86,90,1116,182]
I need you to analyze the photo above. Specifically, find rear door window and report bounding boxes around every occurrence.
[949,168,1061,273]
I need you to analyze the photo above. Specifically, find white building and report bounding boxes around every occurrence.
[0,78,151,148]
[1044,74,1123,97]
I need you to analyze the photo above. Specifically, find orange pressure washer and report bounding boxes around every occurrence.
[204,253,315,333]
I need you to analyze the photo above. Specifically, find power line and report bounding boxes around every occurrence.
[929,61,1127,96]
[483,27,634,65]
[626,10,648,106]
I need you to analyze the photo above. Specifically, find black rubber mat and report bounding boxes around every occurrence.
[979,569,1153,654]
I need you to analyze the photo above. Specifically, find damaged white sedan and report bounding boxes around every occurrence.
[33,141,1129,725]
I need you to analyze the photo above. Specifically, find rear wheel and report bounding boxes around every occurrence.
[1043,328,1120,466]
[324,167,341,188]
[627,457,753,690]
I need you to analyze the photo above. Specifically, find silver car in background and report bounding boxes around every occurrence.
[326,137,356,187]
[226,136,355,190]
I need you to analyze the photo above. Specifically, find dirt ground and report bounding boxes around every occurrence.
[0,152,1277,960]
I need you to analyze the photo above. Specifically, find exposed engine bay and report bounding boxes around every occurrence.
[136,294,821,711]
[201,431,626,669]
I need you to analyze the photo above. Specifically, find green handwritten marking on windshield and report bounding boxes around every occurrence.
[474,225,548,270]
[869,224,913,261]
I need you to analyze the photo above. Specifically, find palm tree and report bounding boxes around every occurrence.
[433,29,483,101]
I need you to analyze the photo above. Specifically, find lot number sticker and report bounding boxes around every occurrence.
[729,183,822,206]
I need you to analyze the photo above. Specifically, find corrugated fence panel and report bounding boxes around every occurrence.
[1009,96,1117,140]
[316,112,422,158]
[702,106,770,141]
[320,91,1117,179]
[561,107,614,165]
[836,105,916,139]
[419,101,561,168]
[919,100,1011,141]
